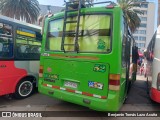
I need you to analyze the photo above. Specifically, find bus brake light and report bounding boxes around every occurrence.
[157,73,160,91]
[39,66,43,77]
[109,74,120,91]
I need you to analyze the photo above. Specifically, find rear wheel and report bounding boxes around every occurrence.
[14,79,35,99]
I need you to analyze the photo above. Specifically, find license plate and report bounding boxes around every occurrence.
[64,81,77,88]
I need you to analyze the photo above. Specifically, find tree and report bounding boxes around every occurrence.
[0,0,40,23]
[117,0,143,33]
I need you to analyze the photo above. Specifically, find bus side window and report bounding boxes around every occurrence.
[122,35,127,67]
[36,31,42,41]
[0,43,3,51]
[122,20,128,68]
[20,45,27,53]
[0,43,3,56]
[146,32,156,61]
[0,22,13,58]
[16,27,41,59]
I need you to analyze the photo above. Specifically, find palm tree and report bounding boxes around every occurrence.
[117,0,144,33]
[0,0,40,24]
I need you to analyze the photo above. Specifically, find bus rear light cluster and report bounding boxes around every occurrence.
[109,74,120,91]
[39,66,43,78]
[157,73,160,91]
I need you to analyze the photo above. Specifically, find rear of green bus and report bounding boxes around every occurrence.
[38,6,127,111]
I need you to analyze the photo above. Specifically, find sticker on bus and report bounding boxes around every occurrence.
[64,81,78,89]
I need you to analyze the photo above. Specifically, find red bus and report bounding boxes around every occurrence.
[0,15,42,99]
[146,26,160,103]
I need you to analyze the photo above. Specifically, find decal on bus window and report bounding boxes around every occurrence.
[97,39,106,50]
[88,81,103,90]
[93,64,106,73]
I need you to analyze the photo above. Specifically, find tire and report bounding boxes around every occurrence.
[14,79,35,99]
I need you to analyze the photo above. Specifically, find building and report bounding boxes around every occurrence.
[39,5,63,16]
[37,5,63,26]
[133,2,156,52]
[0,4,63,26]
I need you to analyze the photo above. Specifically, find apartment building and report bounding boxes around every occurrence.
[159,0,160,24]
[133,2,155,52]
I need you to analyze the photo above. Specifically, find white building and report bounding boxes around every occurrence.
[133,2,156,52]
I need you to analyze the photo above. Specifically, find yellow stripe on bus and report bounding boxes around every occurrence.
[17,30,35,37]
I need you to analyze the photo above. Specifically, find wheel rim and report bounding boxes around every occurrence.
[18,81,33,97]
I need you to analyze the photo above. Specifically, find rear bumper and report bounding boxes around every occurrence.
[38,84,121,111]
[150,87,160,103]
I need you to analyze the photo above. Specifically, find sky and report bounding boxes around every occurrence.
[37,0,116,6]
[37,0,157,6]
[38,0,64,6]
[37,0,158,30]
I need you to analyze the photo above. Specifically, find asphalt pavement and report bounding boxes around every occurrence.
[0,75,160,120]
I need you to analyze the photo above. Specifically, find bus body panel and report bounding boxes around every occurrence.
[42,58,109,97]
[150,87,160,103]
[39,6,132,111]
[38,84,120,111]
[150,34,160,103]
[15,61,40,80]
[0,61,27,95]
[0,61,40,96]
[152,36,160,88]
[146,26,160,103]
[0,15,42,97]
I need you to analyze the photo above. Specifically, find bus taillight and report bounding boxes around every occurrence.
[109,74,120,91]
[39,66,43,77]
[157,73,160,91]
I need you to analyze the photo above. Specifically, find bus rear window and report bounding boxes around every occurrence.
[46,14,112,53]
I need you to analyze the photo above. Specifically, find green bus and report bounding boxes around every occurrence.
[38,1,135,111]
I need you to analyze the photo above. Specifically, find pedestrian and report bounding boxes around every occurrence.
[132,45,139,73]
[130,44,139,80]
[143,57,147,77]
[140,61,144,75]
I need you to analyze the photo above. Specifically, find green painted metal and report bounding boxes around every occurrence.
[38,6,131,111]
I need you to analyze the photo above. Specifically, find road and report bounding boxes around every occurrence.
[0,75,160,120]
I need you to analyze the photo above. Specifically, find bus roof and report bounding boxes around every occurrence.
[52,6,121,19]
[0,15,41,30]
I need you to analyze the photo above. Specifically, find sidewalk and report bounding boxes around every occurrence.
[124,74,151,105]
[1,74,159,120]
[136,74,147,81]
